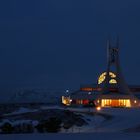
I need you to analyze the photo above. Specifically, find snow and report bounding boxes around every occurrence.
[1,107,140,139]
[58,107,140,133]
[0,133,140,140]
[1,106,140,134]
[0,119,39,127]
[58,107,140,132]
[37,106,140,133]
[5,107,37,115]
[97,108,140,132]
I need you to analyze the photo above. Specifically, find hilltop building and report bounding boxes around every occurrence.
[62,39,140,108]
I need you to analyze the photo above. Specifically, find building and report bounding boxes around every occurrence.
[62,39,140,108]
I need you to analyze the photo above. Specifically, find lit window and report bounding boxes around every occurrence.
[101,99,131,107]
[98,72,117,84]
[109,79,117,84]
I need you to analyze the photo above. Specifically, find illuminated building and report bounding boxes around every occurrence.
[62,39,140,107]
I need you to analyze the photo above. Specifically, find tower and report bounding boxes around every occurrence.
[103,38,131,94]
[95,38,140,108]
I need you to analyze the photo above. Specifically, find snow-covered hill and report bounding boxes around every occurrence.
[7,89,65,104]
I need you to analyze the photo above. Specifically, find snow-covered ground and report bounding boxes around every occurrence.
[66,107,140,132]
[1,106,140,134]
[94,108,140,132]
[0,119,38,127]
[1,107,140,139]
[5,107,38,115]
[0,133,140,140]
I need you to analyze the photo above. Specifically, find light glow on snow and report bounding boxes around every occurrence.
[96,106,101,111]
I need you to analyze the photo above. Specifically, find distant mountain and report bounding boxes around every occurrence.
[5,89,66,104]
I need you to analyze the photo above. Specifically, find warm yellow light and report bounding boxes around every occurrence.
[101,99,131,107]
[96,106,101,111]
[134,100,137,104]
[62,96,71,106]
[98,72,117,84]
[109,79,117,84]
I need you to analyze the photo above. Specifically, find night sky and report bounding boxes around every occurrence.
[0,0,140,93]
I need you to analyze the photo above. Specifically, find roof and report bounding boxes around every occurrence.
[97,94,136,99]
[70,92,99,100]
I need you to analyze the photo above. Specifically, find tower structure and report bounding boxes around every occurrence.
[96,39,139,107]
[103,39,131,94]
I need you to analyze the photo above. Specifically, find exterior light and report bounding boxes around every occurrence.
[96,106,101,111]
[70,99,72,102]
[97,100,100,103]
[66,90,69,93]
[88,92,91,95]
[134,100,137,104]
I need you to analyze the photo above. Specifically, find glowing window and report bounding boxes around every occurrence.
[98,72,117,84]
[101,99,131,107]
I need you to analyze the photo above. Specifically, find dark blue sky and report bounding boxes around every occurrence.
[0,0,140,91]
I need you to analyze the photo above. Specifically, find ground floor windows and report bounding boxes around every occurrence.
[101,99,131,107]
[75,100,90,105]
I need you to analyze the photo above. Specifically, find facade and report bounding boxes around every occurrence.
[62,39,140,108]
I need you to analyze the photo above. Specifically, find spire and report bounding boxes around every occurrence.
[103,39,111,94]
[107,39,110,64]
[102,38,132,95]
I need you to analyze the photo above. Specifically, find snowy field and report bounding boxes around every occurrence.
[1,106,140,132]
[95,108,140,132]
[1,106,140,139]
[63,107,140,133]
[0,133,140,140]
